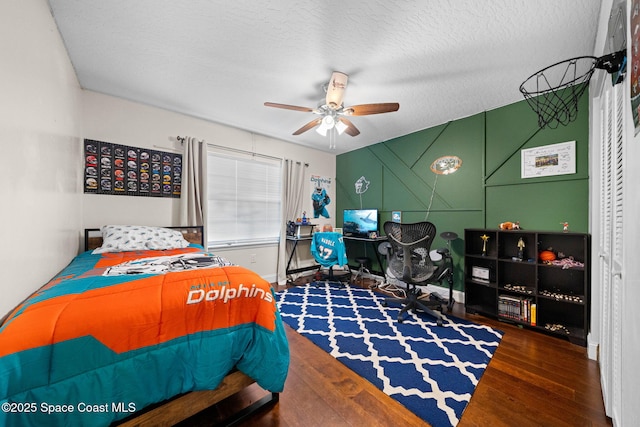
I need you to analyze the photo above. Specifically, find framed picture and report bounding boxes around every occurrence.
[472,266,490,283]
[521,141,576,179]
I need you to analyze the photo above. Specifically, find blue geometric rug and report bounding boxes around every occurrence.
[276,283,503,427]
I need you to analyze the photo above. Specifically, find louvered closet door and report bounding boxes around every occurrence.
[597,78,624,420]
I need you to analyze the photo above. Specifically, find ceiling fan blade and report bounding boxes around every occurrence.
[264,102,314,113]
[326,71,348,109]
[338,117,360,136]
[343,103,400,116]
[293,118,323,135]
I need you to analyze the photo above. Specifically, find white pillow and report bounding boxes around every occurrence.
[92,225,190,254]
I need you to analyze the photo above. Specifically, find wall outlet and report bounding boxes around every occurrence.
[250,254,257,263]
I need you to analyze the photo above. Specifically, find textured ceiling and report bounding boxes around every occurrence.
[47,0,603,154]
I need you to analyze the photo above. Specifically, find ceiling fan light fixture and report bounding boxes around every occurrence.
[326,71,348,109]
[335,120,348,135]
[315,124,328,136]
[316,115,337,136]
[323,115,335,127]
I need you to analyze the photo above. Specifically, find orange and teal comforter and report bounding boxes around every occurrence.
[0,246,289,426]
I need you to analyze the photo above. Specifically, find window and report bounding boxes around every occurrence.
[207,148,282,248]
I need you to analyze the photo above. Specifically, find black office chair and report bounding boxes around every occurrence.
[380,221,453,325]
[310,231,352,285]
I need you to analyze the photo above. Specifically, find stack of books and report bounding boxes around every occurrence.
[498,294,536,325]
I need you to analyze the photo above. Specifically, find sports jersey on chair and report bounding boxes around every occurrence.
[311,232,348,268]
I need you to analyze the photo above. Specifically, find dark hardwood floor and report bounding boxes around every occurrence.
[182,279,612,427]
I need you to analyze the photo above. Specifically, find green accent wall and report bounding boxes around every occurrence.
[336,94,589,291]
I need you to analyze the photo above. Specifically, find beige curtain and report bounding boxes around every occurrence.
[276,159,308,284]
[179,137,208,241]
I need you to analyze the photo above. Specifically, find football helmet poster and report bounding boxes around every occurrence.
[84,139,182,198]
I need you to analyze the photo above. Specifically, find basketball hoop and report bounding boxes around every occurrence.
[519,50,626,129]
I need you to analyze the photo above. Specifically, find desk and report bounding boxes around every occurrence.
[342,235,388,276]
[285,236,318,282]
[286,234,388,282]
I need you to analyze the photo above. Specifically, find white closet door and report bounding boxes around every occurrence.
[597,77,624,420]
[597,90,612,413]
[610,80,624,423]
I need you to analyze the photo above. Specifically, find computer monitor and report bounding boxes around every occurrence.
[343,209,378,237]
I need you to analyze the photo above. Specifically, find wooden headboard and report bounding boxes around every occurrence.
[84,226,205,251]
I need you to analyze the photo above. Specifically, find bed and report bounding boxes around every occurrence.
[0,225,289,426]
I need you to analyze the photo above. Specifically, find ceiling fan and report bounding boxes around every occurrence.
[264,71,399,141]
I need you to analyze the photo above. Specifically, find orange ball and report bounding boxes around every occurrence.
[539,250,556,262]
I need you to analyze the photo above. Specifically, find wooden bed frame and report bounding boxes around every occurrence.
[79,227,279,425]
[115,370,277,426]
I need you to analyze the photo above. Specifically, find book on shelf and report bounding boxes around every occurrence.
[531,303,536,326]
[498,294,535,324]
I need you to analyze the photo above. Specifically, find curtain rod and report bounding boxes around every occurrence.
[177,136,204,143]
[152,144,183,153]
[178,137,308,165]
[207,143,283,162]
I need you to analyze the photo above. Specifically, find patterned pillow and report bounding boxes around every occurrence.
[92,225,190,254]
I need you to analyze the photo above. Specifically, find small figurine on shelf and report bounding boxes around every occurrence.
[499,221,520,230]
[561,222,569,232]
[301,211,308,224]
[517,237,525,260]
[481,234,490,256]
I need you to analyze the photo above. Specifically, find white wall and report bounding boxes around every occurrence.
[0,0,83,318]
[81,91,336,282]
